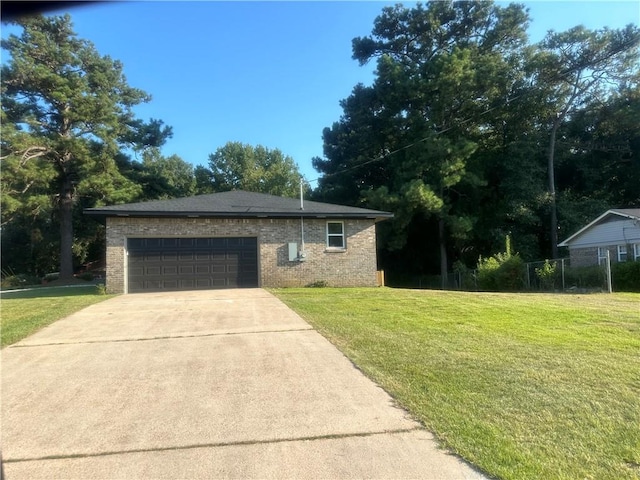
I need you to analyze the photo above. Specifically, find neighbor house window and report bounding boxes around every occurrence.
[618,245,628,262]
[634,244,640,261]
[326,221,345,249]
[597,247,608,265]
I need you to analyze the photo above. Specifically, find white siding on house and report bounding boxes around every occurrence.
[566,218,640,248]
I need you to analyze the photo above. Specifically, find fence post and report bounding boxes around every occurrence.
[606,250,613,293]
[561,258,565,292]
[526,263,531,290]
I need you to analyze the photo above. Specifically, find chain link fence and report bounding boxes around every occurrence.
[386,257,621,293]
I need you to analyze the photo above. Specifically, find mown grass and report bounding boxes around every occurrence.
[1,286,114,347]
[272,288,640,480]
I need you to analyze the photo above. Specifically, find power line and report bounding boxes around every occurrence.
[306,33,639,187]
[305,89,529,185]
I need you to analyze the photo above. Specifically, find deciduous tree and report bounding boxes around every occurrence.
[199,142,305,198]
[534,24,640,258]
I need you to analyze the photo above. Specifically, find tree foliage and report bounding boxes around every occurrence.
[1,14,171,278]
[314,1,640,280]
[315,1,531,281]
[198,142,305,198]
[120,147,196,201]
[534,24,640,258]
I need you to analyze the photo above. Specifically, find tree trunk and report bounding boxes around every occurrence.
[439,217,448,289]
[548,119,560,260]
[59,179,74,280]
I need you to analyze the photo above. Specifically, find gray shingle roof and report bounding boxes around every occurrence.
[84,190,393,221]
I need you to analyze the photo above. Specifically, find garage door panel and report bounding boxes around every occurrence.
[178,238,195,247]
[129,266,144,276]
[127,237,258,293]
[163,266,178,275]
[179,265,194,275]
[145,239,164,248]
[162,279,179,289]
[146,266,162,275]
[195,265,210,274]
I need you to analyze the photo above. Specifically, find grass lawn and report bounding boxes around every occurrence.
[272,288,640,480]
[1,285,114,347]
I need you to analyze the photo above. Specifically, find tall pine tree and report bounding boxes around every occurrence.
[1,14,171,279]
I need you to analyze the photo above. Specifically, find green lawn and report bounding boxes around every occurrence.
[272,288,640,480]
[1,286,114,347]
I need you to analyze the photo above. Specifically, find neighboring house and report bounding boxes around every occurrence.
[84,190,393,293]
[558,209,640,267]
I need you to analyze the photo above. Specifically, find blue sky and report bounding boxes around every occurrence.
[3,1,639,183]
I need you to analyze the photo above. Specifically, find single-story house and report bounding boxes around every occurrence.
[84,190,393,294]
[558,209,640,267]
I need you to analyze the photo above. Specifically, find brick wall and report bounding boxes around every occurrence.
[569,245,626,267]
[569,247,599,267]
[105,216,380,293]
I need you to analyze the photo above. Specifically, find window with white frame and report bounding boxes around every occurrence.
[618,245,628,262]
[634,244,640,261]
[326,221,345,249]
[597,247,608,265]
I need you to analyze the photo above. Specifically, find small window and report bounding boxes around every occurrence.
[597,247,608,265]
[635,244,640,261]
[618,245,627,262]
[326,221,345,249]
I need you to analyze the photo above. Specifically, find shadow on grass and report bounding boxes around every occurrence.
[0,284,103,299]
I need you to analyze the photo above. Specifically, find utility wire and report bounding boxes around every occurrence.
[305,89,528,184]
[305,30,640,185]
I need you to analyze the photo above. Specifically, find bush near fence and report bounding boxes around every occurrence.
[612,261,640,292]
[386,258,640,293]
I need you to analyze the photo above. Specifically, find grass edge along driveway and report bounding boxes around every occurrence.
[1,286,114,347]
[271,287,640,480]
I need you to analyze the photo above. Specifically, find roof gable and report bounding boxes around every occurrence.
[558,209,640,247]
[84,190,393,221]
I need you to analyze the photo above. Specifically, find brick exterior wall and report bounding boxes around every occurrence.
[569,245,626,267]
[569,247,599,267]
[105,216,380,293]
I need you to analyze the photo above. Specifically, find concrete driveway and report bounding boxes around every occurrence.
[2,289,486,479]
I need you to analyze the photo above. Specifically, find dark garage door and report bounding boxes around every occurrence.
[127,237,258,293]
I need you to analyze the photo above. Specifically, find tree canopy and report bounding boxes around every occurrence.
[534,24,640,258]
[314,0,640,280]
[197,141,306,198]
[1,5,639,285]
[1,14,171,278]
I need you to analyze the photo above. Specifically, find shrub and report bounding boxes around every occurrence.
[306,280,328,288]
[43,272,60,282]
[612,261,640,292]
[535,260,557,291]
[76,272,94,281]
[476,235,526,291]
[477,255,500,291]
[495,254,526,291]
[0,273,41,289]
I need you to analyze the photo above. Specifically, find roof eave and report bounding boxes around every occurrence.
[557,209,637,247]
[84,209,393,221]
